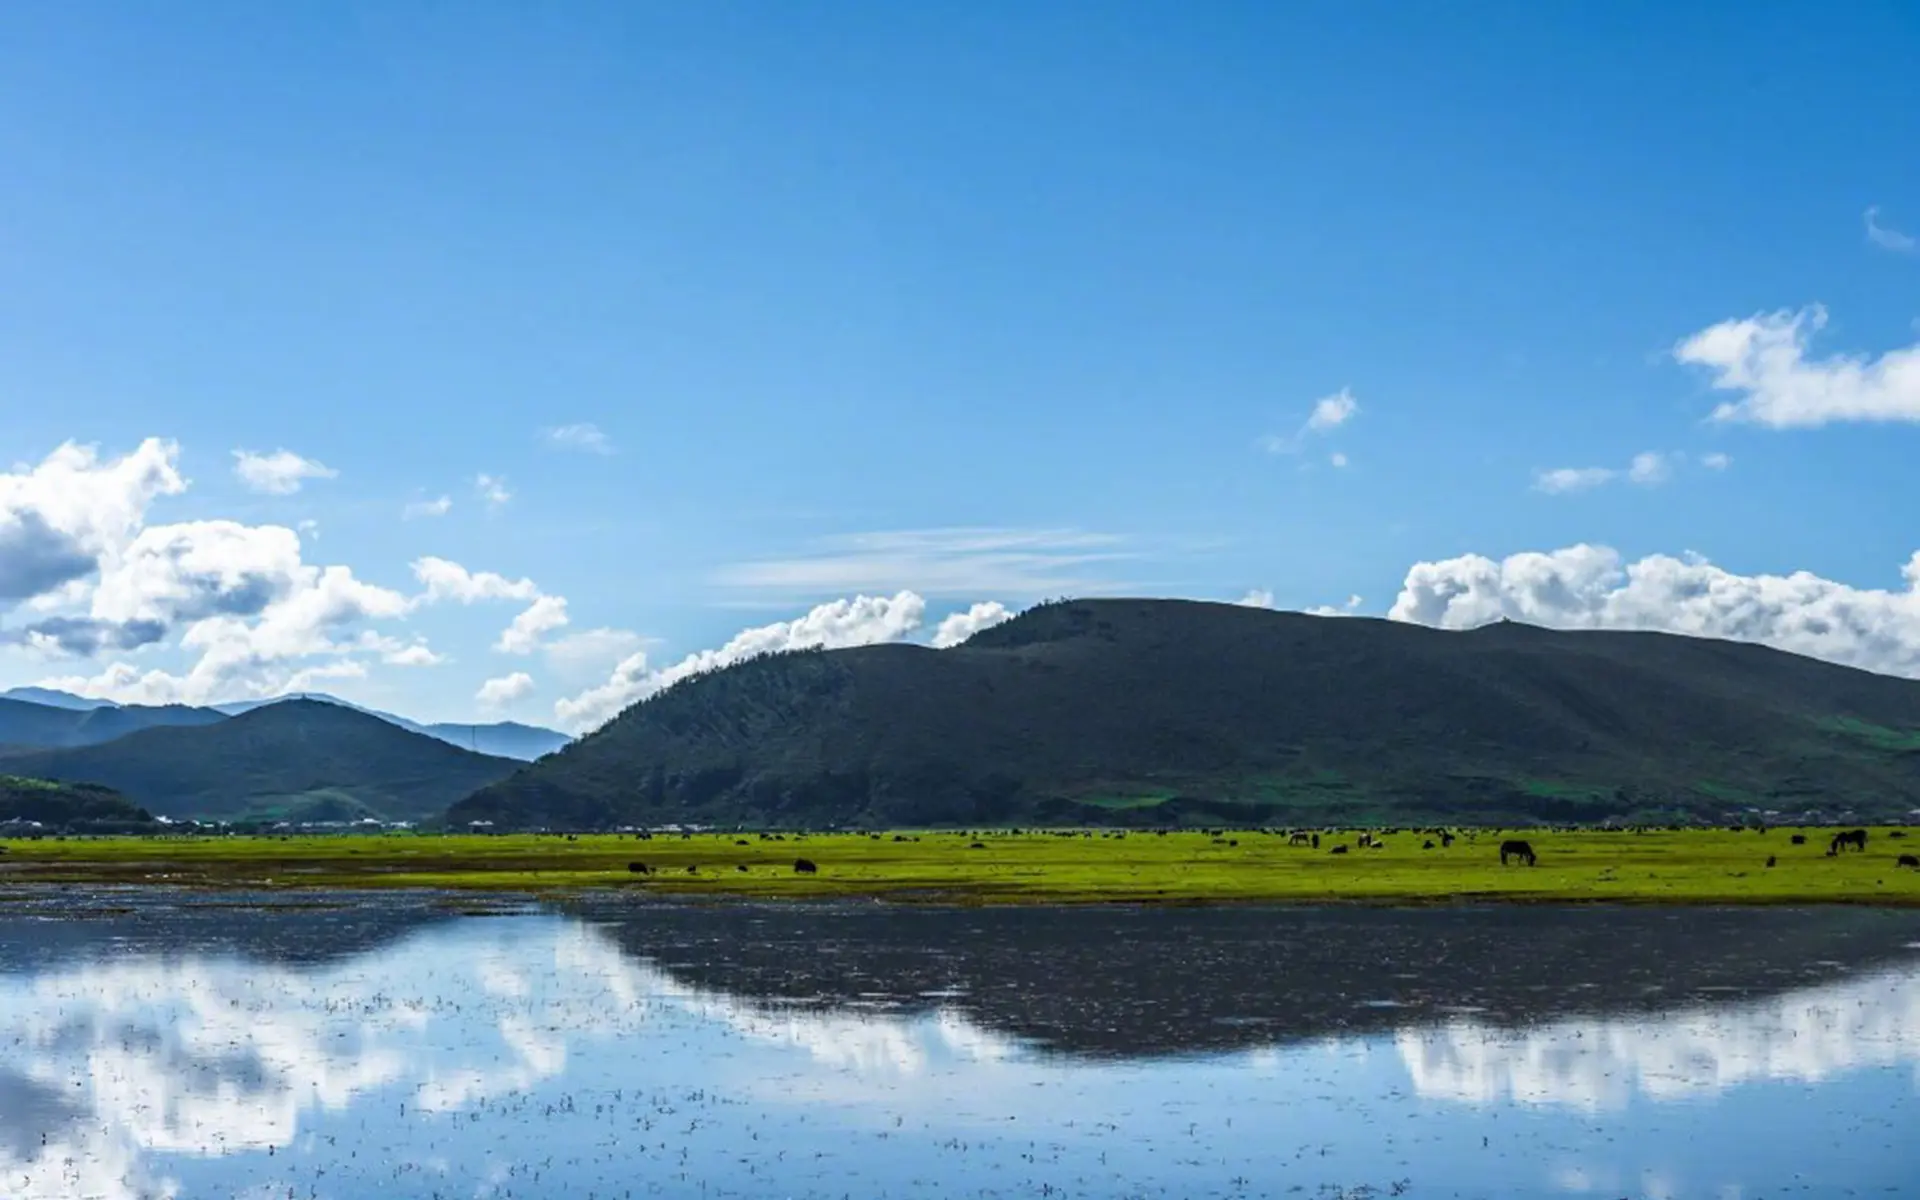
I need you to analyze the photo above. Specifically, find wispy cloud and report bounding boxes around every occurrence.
[1261,387,1361,454]
[1676,304,1920,427]
[402,495,452,520]
[1534,451,1687,494]
[543,423,614,454]
[717,527,1135,597]
[474,474,512,510]
[1865,205,1917,254]
[232,449,337,495]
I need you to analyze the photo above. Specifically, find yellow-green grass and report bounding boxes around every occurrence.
[4,827,1920,905]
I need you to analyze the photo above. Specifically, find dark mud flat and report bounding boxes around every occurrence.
[3,893,1917,1199]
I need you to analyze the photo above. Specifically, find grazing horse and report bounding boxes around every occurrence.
[793,858,819,874]
[1499,839,1537,866]
[1289,832,1312,846]
[1831,829,1869,854]
[1897,854,1919,869]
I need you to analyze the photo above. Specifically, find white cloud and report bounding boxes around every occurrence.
[543,628,648,674]
[1329,451,1349,468]
[1701,452,1732,470]
[554,591,926,733]
[1305,387,1360,432]
[384,642,446,667]
[476,672,535,708]
[475,473,512,510]
[402,495,452,520]
[495,595,569,655]
[543,423,614,454]
[231,449,337,495]
[1534,466,1616,494]
[1236,589,1274,609]
[1389,543,1920,678]
[1626,451,1672,485]
[1676,305,1920,427]
[1261,388,1361,454]
[719,528,1131,598]
[1535,451,1678,494]
[0,438,185,603]
[1306,594,1364,617]
[932,601,1012,648]
[1865,205,1917,254]
[410,557,540,605]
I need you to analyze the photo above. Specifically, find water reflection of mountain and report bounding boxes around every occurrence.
[0,890,461,971]
[571,900,1920,1056]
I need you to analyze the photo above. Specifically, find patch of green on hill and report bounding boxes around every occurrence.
[0,775,157,832]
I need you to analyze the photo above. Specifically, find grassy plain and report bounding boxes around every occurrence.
[4,827,1920,904]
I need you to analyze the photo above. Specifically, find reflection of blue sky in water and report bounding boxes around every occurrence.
[0,914,1915,1199]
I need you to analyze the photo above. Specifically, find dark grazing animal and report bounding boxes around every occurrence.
[1898,854,1919,869]
[793,858,819,874]
[1289,832,1312,846]
[1790,834,1806,845]
[1831,829,1868,854]
[1499,839,1537,866]
[1766,856,1776,868]
[626,862,650,875]
[1423,840,1436,850]
[1311,833,1321,849]
[1329,844,1350,855]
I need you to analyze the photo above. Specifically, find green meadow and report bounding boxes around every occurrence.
[4,827,1920,904]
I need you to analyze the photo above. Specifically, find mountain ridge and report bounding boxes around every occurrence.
[452,599,1920,829]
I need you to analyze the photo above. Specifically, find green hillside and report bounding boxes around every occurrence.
[452,599,1920,830]
[0,775,156,832]
[6,699,520,821]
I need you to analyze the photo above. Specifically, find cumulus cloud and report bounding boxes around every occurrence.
[0,438,185,602]
[1388,543,1920,678]
[1865,205,1917,254]
[384,642,446,667]
[554,591,926,733]
[543,423,614,454]
[1676,305,1920,427]
[932,601,1012,648]
[402,495,452,520]
[1236,589,1275,609]
[410,557,540,605]
[495,595,569,655]
[1701,452,1732,471]
[477,672,535,708]
[231,449,337,495]
[1261,388,1362,454]
[475,474,512,510]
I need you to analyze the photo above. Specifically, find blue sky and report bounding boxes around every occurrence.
[2,1,1918,730]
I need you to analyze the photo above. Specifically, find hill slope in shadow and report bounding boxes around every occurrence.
[453,599,1920,829]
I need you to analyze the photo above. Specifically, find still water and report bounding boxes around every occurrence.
[1,893,1916,1200]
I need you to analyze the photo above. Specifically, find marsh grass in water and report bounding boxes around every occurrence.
[5,827,1920,903]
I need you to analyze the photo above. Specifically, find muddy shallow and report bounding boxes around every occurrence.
[2,892,1917,1198]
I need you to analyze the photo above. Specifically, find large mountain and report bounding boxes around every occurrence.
[452,598,1920,829]
[5,699,520,822]
[0,699,227,756]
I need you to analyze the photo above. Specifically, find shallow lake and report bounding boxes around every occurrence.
[1,894,1917,1199]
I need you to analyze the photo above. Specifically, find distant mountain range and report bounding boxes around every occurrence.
[452,598,1920,830]
[0,688,571,760]
[4,700,521,823]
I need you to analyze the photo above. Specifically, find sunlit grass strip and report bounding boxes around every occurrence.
[3,828,1917,905]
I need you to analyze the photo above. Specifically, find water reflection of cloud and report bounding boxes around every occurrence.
[3,913,1916,1199]
[1397,964,1920,1110]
